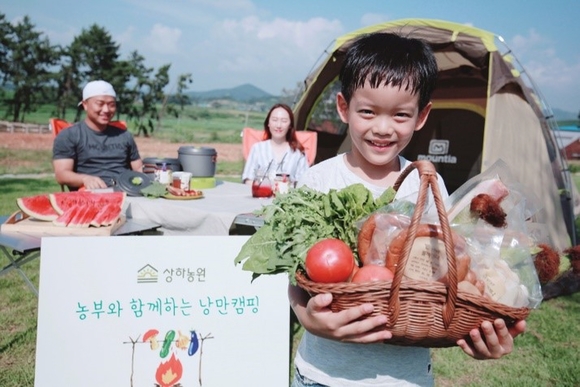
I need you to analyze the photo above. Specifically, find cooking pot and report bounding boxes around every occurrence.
[142,157,182,178]
[178,146,217,177]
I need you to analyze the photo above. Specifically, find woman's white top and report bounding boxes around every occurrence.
[242,140,309,183]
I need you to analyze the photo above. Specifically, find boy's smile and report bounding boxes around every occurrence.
[336,81,431,184]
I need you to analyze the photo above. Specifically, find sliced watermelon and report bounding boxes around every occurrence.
[49,192,126,215]
[53,206,83,227]
[69,205,101,228]
[16,194,59,221]
[90,203,122,227]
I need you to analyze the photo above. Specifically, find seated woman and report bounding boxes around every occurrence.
[242,103,309,185]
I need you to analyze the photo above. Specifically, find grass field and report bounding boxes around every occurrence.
[1,107,580,386]
[2,179,579,386]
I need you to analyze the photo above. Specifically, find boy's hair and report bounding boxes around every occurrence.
[339,32,438,111]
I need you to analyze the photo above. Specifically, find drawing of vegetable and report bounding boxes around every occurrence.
[143,329,160,350]
[188,330,199,356]
[176,330,189,350]
[159,330,175,358]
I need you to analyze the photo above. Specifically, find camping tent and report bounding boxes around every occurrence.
[292,19,576,250]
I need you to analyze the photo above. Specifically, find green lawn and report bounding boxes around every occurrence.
[1,176,579,386]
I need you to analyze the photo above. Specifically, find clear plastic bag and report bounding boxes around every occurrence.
[444,159,545,308]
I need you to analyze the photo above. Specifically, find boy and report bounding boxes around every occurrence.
[289,32,526,386]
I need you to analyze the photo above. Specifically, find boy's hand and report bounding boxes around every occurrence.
[457,319,526,359]
[303,293,392,343]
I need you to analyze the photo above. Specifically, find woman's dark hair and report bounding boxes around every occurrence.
[263,103,304,152]
[339,32,438,111]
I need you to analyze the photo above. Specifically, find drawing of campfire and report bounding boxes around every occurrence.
[155,353,183,387]
[125,328,214,386]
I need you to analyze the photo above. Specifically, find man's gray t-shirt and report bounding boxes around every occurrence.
[52,121,141,186]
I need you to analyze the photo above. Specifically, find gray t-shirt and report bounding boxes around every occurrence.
[295,154,449,387]
[53,121,141,186]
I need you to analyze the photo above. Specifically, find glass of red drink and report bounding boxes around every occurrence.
[252,174,273,198]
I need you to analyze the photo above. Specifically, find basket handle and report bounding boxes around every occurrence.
[388,160,458,329]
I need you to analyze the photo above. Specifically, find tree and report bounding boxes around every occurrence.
[55,24,122,121]
[280,81,303,107]
[1,16,58,122]
[159,72,192,127]
[0,13,12,83]
[126,64,173,137]
[173,73,193,111]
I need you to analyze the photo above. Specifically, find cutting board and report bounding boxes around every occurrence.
[1,211,125,236]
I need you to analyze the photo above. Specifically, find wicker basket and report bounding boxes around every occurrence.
[296,160,530,347]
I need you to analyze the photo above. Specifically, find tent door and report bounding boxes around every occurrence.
[401,108,485,193]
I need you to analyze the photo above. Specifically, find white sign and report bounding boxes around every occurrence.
[35,235,289,386]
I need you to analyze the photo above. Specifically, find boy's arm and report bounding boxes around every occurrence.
[457,319,526,359]
[288,283,393,343]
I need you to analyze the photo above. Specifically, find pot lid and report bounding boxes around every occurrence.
[143,157,181,164]
[178,146,217,155]
[114,170,153,196]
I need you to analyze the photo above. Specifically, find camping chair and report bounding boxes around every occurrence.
[49,118,128,191]
[50,118,127,136]
[49,118,73,136]
[241,127,317,166]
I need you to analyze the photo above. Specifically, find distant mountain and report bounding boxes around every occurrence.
[186,83,275,102]
[553,108,578,121]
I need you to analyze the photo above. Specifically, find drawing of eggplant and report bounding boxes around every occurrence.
[188,330,199,356]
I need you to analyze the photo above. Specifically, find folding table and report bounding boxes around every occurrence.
[0,216,160,297]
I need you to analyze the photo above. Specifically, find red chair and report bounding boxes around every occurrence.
[50,118,127,136]
[241,127,317,166]
[49,118,72,136]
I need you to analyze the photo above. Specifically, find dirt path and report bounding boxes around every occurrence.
[0,132,244,163]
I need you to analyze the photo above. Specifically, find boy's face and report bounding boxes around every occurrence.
[336,81,431,174]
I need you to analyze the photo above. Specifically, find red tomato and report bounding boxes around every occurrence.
[305,238,355,283]
[351,265,394,283]
[348,265,360,281]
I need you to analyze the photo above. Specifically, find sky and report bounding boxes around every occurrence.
[3,0,580,113]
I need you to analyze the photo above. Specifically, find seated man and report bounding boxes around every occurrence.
[53,80,143,190]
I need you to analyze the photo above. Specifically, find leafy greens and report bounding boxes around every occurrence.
[234,183,395,283]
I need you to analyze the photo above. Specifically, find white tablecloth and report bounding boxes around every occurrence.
[125,181,272,235]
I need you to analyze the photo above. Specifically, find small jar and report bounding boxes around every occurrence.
[252,175,273,198]
[158,162,172,185]
[274,173,290,195]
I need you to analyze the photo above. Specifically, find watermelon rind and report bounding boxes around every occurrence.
[49,192,126,215]
[16,194,59,221]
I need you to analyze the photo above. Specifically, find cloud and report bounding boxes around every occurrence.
[508,29,580,112]
[184,15,343,93]
[146,24,182,55]
[116,26,136,48]
[188,0,255,11]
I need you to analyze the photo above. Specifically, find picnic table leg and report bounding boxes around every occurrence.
[0,245,40,297]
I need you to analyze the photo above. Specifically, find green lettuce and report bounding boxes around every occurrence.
[234,184,395,283]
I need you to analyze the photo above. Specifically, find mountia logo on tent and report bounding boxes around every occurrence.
[292,18,576,250]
